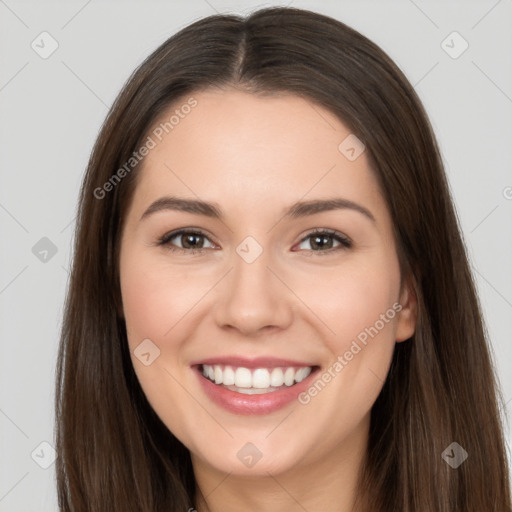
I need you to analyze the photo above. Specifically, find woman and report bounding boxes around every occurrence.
[55,6,511,511]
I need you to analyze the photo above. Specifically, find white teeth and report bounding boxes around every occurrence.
[284,367,295,386]
[223,366,235,385]
[225,385,280,395]
[234,367,252,388]
[201,364,313,390]
[214,366,223,385]
[270,368,284,387]
[295,366,312,382]
[252,369,270,389]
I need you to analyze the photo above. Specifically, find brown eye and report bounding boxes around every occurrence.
[158,229,215,254]
[295,229,352,254]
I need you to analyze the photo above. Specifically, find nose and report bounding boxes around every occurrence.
[212,246,294,337]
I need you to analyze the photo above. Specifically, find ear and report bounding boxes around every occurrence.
[395,275,418,343]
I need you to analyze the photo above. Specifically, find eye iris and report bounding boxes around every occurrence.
[182,233,203,249]
[311,234,333,250]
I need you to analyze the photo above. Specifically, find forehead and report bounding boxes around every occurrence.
[129,89,385,222]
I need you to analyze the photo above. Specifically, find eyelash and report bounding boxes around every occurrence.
[156,228,352,256]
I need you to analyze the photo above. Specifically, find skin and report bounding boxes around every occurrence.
[119,88,417,512]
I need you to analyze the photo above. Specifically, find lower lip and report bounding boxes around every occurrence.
[193,365,319,415]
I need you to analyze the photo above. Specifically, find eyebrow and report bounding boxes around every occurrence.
[140,196,376,223]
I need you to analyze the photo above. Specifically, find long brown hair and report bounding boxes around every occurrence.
[55,6,511,511]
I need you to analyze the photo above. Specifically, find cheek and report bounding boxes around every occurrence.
[120,253,196,347]
[121,269,168,344]
[292,258,401,439]
[302,255,401,359]
[119,252,200,439]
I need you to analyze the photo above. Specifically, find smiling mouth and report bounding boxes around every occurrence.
[199,364,317,395]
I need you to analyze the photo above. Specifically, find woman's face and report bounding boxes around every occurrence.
[119,89,416,477]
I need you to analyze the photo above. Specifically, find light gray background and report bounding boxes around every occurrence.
[1,1,511,510]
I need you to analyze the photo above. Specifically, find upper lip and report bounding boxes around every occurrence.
[190,356,316,369]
